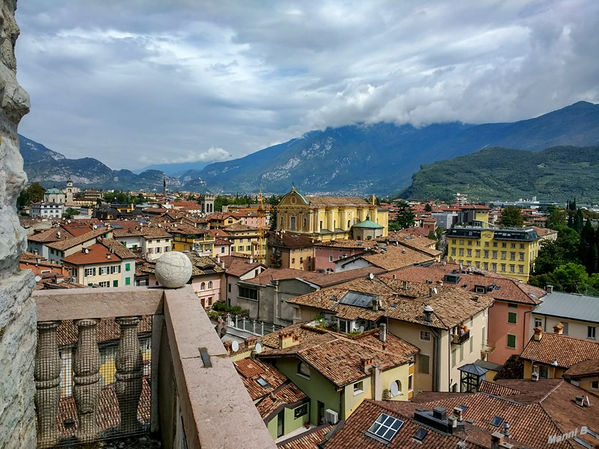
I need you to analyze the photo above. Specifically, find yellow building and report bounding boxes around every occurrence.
[168,224,215,256]
[222,223,265,259]
[446,227,540,282]
[276,187,388,242]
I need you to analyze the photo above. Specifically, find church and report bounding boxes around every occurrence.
[275,187,388,241]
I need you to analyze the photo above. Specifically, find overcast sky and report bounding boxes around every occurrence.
[15,0,599,170]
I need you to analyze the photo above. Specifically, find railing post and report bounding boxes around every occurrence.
[235,315,238,328]
[242,317,246,330]
[115,316,143,433]
[34,321,61,448]
[73,318,101,443]
[261,321,264,336]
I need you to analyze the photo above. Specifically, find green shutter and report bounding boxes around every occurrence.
[508,312,517,324]
[113,280,118,287]
[507,334,516,348]
[125,263,131,271]
[125,277,130,285]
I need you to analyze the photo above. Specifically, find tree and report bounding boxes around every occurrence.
[580,219,597,273]
[533,226,581,275]
[63,207,78,219]
[389,201,415,231]
[424,203,432,212]
[574,209,584,234]
[17,182,46,208]
[499,206,523,228]
[546,207,566,229]
[552,263,589,293]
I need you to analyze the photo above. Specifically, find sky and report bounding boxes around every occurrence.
[15,0,599,170]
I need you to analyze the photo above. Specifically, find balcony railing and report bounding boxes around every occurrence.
[451,330,470,345]
[33,286,276,449]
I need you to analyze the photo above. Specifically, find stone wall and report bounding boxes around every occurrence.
[0,0,37,448]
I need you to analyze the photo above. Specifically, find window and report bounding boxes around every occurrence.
[519,252,525,261]
[413,428,428,442]
[484,250,489,258]
[502,243,507,248]
[459,344,464,361]
[113,280,118,287]
[201,282,206,290]
[99,281,110,287]
[125,277,130,286]
[390,380,402,397]
[228,284,231,293]
[475,250,480,258]
[291,258,295,264]
[507,334,516,348]
[501,251,507,260]
[510,252,516,261]
[510,243,516,249]
[353,381,364,395]
[208,281,213,289]
[451,248,456,256]
[491,263,497,272]
[534,318,542,328]
[329,255,334,262]
[297,362,310,378]
[468,241,472,246]
[366,413,404,443]
[294,403,308,419]
[492,250,497,259]
[417,354,430,374]
[588,326,596,340]
[467,249,472,257]
[493,242,498,247]
[592,381,598,391]
[459,248,464,256]
[500,263,506,272]
[408,375,413,391]
[290,215,296,231]
[319,220,323,231]
[256,377,271,388]
[508,312,517,324]
[84,268,96,277]
[419,331,431,341]
[239,286,258,300]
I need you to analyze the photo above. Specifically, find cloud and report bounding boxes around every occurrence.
[14,0,599,169]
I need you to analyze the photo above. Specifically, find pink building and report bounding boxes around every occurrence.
[187,254,226,308]
[314,240,377,272]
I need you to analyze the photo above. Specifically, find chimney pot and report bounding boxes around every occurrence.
[546,284,554,293]
[533,326,543,341]
[553,322,564,335]
[379,323,387,343]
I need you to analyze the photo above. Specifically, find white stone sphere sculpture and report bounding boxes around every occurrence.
[155,252,192,288]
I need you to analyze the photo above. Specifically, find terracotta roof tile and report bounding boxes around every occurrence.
[520,331,599,368]
[62,243,122,265]
[277,425,334,449]
[223,256,265,277]
[27,227,74,243]
[358,245,434,271]
[563,359,599,378]
[99,238,137,259]
[245,267,385,288]
[47,228,111,251]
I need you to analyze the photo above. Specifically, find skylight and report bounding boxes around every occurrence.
[255,377,271,388]
[413,428,428,442]
[366,413,404,442]
[491,416,504,427]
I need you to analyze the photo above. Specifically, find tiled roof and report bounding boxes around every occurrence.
[46,228,110,251]
[186,253,225,276]
[378,231,440,257]
[305,196,371,208]
[277,425,334,449]
[314,239,378,249]
[99,238,137,259]
[223,223,258,232]
[286,276,493,329]
[259,325,418,388]
[531,226,558,237]
[56,316,153,347]
[165,223,210,235]
[256,382,307,420]
[62,243,122,265]
[323,400,486,449]
[520,331,599,368]
[268,231,315,249]
[245,267,385,288]
[27,227,73,243]
[563,359,599,378]
[381,262,544,305]
[356,245,434,271]
[222,256,265,277]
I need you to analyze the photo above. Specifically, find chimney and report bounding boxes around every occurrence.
[402,280,407,290]
[433,407,447,420]
[372,297,379,311]
[546,284,554,293]
[279,330,300,349]
[362,358,376,374]
[370,362,382,400]
[246,336,257,350]
[424,305,434,323]
[453,406,463,422]
[533,326,543,341]
[379,323,387,343]
[491,431,514,449]
[553,323,564,335]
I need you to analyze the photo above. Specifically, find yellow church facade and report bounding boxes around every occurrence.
[276,188,388,241]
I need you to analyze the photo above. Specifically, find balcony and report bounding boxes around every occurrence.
[33,285,276,449]
[451,330,470,345]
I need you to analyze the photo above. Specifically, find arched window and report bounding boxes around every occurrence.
[200,282,206,290]
[208,281,213,289]
[390,380,402,397]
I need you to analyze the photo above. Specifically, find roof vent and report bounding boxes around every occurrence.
[546,284,554,293]
[423,305,434,323]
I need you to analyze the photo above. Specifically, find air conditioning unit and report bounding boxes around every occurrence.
[325,409,339,425]
[531,372,539,382]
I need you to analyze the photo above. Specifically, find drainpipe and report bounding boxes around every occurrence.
[273,279,280,325]
[430,327,442,392]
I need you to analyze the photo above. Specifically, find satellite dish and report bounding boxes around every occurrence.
[390,381,400,397]
[34,275,42,283]
[255,342,263,354]
[231,341,239,352]
[368,272,374,280]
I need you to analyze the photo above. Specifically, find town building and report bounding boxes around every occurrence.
[43,187,66,204]
[222,223,264,259]
[333,243,435,273]
[446,226,540,282]
[233,358,309,440]
[223,255,268,307]
[323,379,599,449]
[286,276,494,393]
[267,231,315,271]
[168,224,215,256]
[530,289,599,340]
[276,187,388,242]
[314,239,378,273]
[27,227,72,259]
[258,324,419,425]
[45,227,113,264]
[186,254,226,308]
[63,179,80,204]
[383,263,545,365]
[30,202,64,218]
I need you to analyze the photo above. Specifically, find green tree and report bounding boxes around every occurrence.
[574,209,584,234]
[546,207,566,229]
[534,226,581,275]
[63,207,78,219]
[499,206,523,227]
[389,201,415,231]
[424,203,432,212]
[552,263,589,293]
[580,219,597,273]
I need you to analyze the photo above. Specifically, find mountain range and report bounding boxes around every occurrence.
[18,101,599,198]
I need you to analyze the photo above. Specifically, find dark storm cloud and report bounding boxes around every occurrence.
[14,0,599,169]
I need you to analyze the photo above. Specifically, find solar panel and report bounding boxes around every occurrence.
[340,291,378,308]
[413,428,428,442]
[367,413,404,442]
[255,377,271,388]
[491,416,504,427]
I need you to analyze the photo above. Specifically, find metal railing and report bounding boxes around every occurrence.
[226,313,284,336]
[33,286,276,449]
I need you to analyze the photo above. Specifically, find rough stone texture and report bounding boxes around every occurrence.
[155,252,192,288]
[0,0,36,448]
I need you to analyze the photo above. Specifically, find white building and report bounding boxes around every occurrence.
[30,202,64,219]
